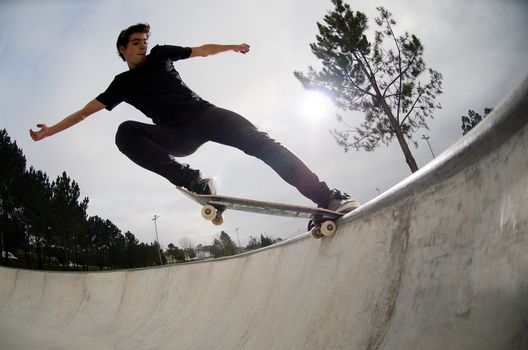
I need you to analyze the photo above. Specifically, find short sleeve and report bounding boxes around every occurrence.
[96,78,122,111]
[150,45,192,61]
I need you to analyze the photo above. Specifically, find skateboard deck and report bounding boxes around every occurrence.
[177,187,344,238]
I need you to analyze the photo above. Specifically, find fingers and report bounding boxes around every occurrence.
[29,124,47,141]
[29,129,37,141]
[29,129,40,141]
[237,43,250,54]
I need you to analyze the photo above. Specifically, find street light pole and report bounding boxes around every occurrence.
[421,135,436,159]
[152,215,163,265]
[235,227,241,248]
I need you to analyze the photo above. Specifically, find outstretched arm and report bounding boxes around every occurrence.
[30,99,106,141]
[190,43,250,58]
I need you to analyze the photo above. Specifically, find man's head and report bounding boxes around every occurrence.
[116,23,150,66]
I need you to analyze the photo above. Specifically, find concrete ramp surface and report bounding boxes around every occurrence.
[1,78,527,350]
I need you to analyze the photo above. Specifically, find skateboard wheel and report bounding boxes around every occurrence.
[212,214,224,226]
[310,227,323,239]
[201,205,217,221]
[320,220,337,237]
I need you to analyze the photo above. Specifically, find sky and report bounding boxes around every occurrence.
[1,0,527,249]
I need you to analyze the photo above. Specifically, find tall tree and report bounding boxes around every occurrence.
[18,167,52,269]
[246,236,260,250]
[211,231,237,258]
[87,216,121,270]
[0,129,26,263]
[295,1,443,173]
[166,243,186,263]
[124,230,141,267]
[461,108,492,135]
[260,234,273,248]
[50,172,89,268]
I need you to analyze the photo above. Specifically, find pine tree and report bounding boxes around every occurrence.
[0,129,27,263]
[295,1,443,173]
[211,231,237,258]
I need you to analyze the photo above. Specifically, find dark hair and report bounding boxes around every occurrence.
[116,23,150,61]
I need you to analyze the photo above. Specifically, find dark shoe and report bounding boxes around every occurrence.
[324,189,360,213]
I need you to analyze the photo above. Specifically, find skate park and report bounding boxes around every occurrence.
[0,77,526,349]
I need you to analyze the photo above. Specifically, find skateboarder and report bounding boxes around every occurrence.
[30,23,359,212]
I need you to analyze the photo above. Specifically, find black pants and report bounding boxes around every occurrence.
[115,106,332,207]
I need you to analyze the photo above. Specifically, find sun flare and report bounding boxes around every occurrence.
[300,90,333,121]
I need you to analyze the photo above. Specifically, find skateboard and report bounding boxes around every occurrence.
[177,187,344,239]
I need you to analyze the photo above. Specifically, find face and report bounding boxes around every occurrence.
[119,32,148,69]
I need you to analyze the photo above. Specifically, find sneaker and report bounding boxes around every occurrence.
[324,189,360,213]
[188,177,218,195]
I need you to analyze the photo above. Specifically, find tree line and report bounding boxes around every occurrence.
[165,232,283,263]
[0,129,163,270]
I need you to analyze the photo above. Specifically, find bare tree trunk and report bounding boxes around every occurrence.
[368,77,419,173]
[380,98,419,173]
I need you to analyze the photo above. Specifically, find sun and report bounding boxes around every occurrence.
[300,90,334,121]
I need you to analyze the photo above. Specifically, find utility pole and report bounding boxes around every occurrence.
[421,135,436,159]
[152,215,163,265]
[235,228,241,248]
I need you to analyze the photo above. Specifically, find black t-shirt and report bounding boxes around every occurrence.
[96,45,212,125]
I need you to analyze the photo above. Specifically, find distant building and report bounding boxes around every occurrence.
[195,244,212,260]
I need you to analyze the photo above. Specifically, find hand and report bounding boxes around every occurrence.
[234,43,250,54]
[29,124,50,141]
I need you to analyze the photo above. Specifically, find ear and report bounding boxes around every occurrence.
[118,45,127,56]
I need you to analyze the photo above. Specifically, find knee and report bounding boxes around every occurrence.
[115,121,140,152]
